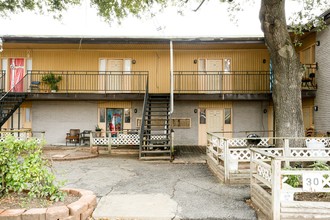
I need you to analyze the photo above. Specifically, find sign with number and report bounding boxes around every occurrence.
[303,173,323,192]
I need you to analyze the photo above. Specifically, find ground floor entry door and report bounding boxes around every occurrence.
[199,109,224,146]
[106,109,123,135]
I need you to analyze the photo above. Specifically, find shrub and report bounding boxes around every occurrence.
[0,135,64,201]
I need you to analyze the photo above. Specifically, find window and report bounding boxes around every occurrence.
[25,108,31,122]
[124,109,130,123]
[99,108,105,123]
[224,59,231,73]
[224,108,231,124]
[200,109,206,124]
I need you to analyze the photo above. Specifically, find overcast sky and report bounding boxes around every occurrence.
[0,0,315,37]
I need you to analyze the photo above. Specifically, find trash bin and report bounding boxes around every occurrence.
[247,133,261,145]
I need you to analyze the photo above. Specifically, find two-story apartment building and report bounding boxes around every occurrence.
[0,35,317,155]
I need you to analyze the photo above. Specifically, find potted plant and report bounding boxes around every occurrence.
[42,73,62,92]
[95,125,102,137]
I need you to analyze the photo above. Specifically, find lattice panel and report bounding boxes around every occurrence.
[230,149,250,160]
[257,138,271,147]
[219,138,226,148]
[257,164,272,183]
[93,138,110,145]
[323,176,330,188]
[305,138,330,147]
[291,149,330,157]
[209,137,220,148]
[263,149,283,157]
[230,148,283,161]
[227,138,270,147]
[112,134,139,145]
[228,139,247,147]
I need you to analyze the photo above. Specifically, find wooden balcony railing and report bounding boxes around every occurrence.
[174,71,272,94]
[28,70,149,93]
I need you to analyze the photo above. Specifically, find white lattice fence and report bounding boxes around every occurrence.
[111,134,140,145]
[251,148,330,220]
[92,134,140,146]
[290,148,330,157]
[93,137,110,146]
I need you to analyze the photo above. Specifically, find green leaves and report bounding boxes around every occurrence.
[0,135,64,201]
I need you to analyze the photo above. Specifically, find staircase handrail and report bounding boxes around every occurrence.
[139,76,149,151]
[0,73,28,101]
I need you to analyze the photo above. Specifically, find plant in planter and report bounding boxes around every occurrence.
[95,125,102,137]
[95,125,102,132]
[42,73,62,92]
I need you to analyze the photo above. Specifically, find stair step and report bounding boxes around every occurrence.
[141,144,171,147]
[140,150,171,154]
[140,156,172,160]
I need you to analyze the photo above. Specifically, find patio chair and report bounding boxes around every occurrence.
[301,72,315,88]
[66,129,80,146]
[80,130,91,145]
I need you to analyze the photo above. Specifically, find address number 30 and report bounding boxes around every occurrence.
[303,173,323,192]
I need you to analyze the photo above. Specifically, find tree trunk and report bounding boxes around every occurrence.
[259,0,304,145]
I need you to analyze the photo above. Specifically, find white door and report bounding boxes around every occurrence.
[199,109,224,145]
[207,109,224,133]
[207,60,222,92]
[107,59,123,91]
[198,59,222,92]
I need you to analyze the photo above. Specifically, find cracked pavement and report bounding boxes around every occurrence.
[53,156,257,220]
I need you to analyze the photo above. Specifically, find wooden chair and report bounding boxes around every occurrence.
[305,127,315,137]
[302,72,315,89]
[80,130,91,145]
[66,129,80,145]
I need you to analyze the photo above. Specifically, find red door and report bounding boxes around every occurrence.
[9,58,25,92]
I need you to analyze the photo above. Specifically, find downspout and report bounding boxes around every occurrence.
[169,40,174,115]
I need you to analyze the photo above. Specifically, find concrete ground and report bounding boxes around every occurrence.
[52,154,257,220]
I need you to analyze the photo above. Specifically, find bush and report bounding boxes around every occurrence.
[0,135,64,201]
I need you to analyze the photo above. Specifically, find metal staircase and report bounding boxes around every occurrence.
[139,93,173,161]
[0,92,27,128]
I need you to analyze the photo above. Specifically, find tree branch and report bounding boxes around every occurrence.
[193,0,206,12]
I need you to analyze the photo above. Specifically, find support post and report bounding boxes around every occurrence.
[224,139,230,183]
[272,158,281,220]
[108,134,112,154]
[284,138,290,167]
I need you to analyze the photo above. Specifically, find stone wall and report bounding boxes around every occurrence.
[0,188,97,220]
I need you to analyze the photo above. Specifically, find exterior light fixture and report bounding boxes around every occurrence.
[194,109,198,113]
[314,106,318,111]
[132,59,136,64]
[263,59,267,64]
[316,41,320,46]
[134,108,138,113]
[193,59,198,64]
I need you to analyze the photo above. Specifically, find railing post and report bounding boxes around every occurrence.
[108,133,112,154]
[250,149,256,186]
[272,158,281,220]
[224,139,230,183]
[284,138,290,167]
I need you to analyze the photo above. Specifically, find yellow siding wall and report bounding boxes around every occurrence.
[1,46,269,93]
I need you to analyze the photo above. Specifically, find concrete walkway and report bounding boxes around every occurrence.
[52,155,257,220]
